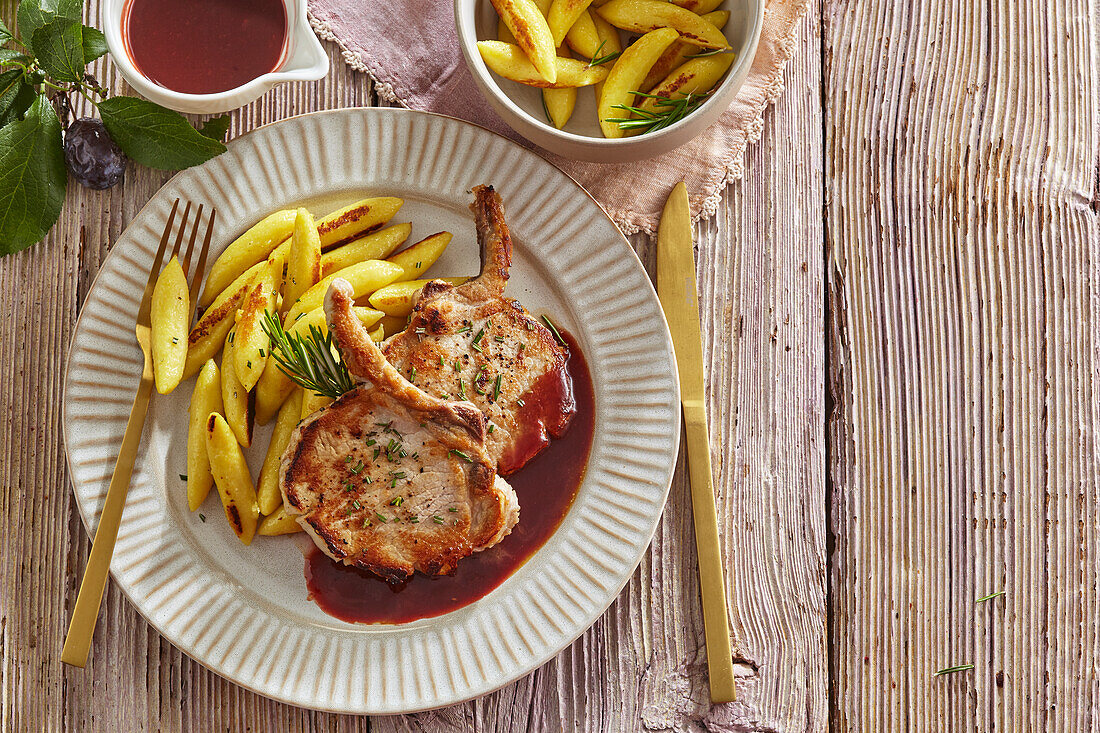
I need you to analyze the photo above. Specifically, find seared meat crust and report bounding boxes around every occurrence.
[280,279,519,582]
[383,185,575,475]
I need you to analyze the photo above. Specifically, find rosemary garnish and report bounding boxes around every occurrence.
[261,310,354,400]
[540,93,553,125]
[586,39,622,68]
[375,512,388,523]
[685,47,733,58]
[976,590,1005,603]
[933,664,974,676]
[350,460,364,475]
[351,500,361,510]
[542,315,566,345]
[390,496,404,507]
[606,92,711,134]
[432,515,445,525]
[449,449,473,463]
[198,513,206,522]
[493,373,502,400]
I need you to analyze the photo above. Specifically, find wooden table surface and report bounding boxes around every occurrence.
[2,0,1096,730]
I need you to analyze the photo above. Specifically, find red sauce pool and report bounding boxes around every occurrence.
[305,328,595,624]
[123,0,288,95]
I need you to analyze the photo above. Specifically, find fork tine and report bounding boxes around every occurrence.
[170,201,193,260]
[181,203,205,273]
[187,208,216,325]
[147,199,179,291]
[135,199,181,325]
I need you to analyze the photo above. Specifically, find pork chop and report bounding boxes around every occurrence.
[383,185,575,475]
[280,278,519,583]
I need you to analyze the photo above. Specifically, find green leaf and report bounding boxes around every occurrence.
[198,115,231,141]
[0,94,66,256]
[98,96,226,170]
[31,17,84,82]
[0,48,30,65]
[80,24,106,63]
[16,0,81,42]
[0,68,35,126]
[0,16,13,45]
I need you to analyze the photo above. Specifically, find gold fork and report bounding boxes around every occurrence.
[62,200,217,668]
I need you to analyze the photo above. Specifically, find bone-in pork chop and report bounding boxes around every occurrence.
[383,185,575,475]
[280,279,519,582]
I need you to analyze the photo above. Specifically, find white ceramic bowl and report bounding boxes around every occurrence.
[454,0,764,162]
[102,0,328,115]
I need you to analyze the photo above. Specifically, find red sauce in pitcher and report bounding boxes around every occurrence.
[305,328,595,624]
[123,0,288,94]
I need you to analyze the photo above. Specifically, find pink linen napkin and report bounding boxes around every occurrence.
[308,0,808,235]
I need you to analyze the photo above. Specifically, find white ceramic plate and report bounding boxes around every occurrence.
[62,108,679,714]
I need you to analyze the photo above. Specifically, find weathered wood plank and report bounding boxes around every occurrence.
[0,22,380,732]
[825,0,1100,728]
[0,3,826,732]
[374,7,827,732]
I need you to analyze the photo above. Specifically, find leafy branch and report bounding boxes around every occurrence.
[0,0,229,256]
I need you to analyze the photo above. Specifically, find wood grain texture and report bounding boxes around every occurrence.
[0,2,825,732]
[825,0,1100,729]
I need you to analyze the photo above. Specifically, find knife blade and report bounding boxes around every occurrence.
[656,181,736,703]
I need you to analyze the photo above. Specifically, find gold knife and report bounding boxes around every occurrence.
[656,181,736,702]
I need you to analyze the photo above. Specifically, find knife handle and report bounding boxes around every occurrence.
[682,400,736,702]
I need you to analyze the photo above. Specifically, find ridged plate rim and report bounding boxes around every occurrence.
[61,108,680,714]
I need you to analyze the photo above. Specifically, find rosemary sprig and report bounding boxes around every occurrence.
[976,590,1005,603]
[933,664,974,676]
[606,91,712,134]
[540,92,553,125]
[261,310,355,400]
[686,47,734,59]
[586,40,622,68]
[542,314,566,345]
